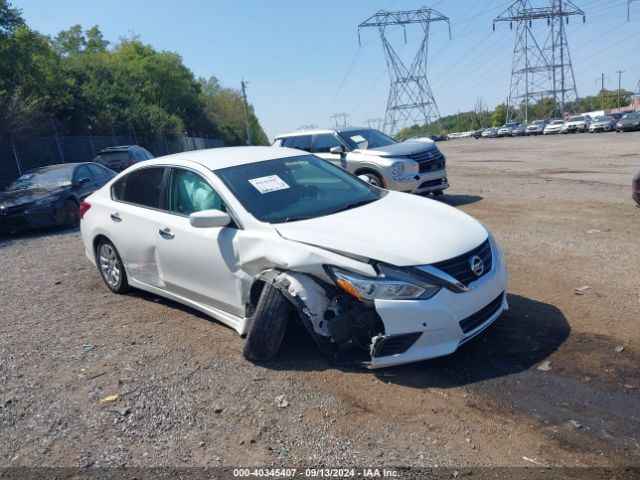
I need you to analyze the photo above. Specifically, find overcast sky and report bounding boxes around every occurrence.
[16,0,640,139]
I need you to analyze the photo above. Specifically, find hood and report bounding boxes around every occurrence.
[274,191,488,267]
[0,187,64,207]
[357,140,434,157]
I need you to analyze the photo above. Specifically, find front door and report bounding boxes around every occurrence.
[155,168,244,316]
[313,133,348,168]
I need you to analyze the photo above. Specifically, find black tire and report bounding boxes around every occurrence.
[95,238,130,294]
[243,283,292,362]
[432,190,444,197]
[62,200,80,228]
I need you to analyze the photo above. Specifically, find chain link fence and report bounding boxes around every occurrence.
[0,132,225,189]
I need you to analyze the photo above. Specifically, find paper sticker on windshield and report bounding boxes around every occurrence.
[248,175,290,194]
[350,135,366,143]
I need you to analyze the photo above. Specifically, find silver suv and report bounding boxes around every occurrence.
[272,127,448,195]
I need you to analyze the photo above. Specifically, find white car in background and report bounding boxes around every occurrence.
[79,147,508,368]
[543,120,565,134]
[589,115,615,132]
[273,127,449,196]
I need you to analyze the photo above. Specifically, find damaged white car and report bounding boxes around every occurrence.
[80,147,508,368]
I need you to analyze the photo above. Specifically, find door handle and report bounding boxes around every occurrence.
[110,213,122,222]
[159,228,175,239]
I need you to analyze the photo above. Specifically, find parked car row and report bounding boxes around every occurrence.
[472,112,639,139]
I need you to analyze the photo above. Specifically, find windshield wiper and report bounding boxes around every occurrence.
[329,198,376,215]
[282,215,315,223]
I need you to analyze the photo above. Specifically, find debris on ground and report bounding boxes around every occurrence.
[213,406,223,414]
[522,456,545,466]
[99,395,118,404]
[614,345,625,353]
[537,361,552,372]
[574,286,590,295]
[569,420,582,429]
[82,342,94,350]
[586,229,601,234]
[275,395,289,408]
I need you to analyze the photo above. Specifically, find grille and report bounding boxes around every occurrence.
[459,293,504,334]
[407,148,446,173]
[371,333,422,358]
[431,239,492,286]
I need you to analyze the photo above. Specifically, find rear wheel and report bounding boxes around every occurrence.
[62,200,79,228]
[96,239,130,294]
[243,283,292,362]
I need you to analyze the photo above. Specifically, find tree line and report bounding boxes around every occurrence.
[0,0,268,145]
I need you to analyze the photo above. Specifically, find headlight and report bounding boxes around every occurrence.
[327,266,441,301]
[391,161,406,176]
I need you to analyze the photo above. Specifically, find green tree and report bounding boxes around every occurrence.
[492,104,508,127]
[0,0,24,36]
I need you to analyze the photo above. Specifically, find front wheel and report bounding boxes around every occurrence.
[432,190,444,197]
[243,283,292,362]
[96,239,130,294]
[360,172,384,188]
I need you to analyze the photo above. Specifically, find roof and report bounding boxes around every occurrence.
[274,126,371,139]
[145,146,307,170]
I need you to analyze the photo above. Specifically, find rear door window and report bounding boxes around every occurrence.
[74,165,93,183]
[87,164,108,179]
[112,167,166,209]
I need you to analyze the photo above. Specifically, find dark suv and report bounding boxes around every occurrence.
[92,145,154,173]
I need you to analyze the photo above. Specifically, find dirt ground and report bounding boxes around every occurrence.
[1,132,639,471]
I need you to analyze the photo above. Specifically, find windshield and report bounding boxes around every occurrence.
[594,116,611,122]
[6,166,74,191]
[569,116,584,121]
[551,120,564,125]
[215,155,383,224]
[337,129,396,150]
[531,120,544,125]
[622,113,639,120]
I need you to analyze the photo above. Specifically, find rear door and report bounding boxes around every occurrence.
[155,167,244,316]
[108,166,169,287]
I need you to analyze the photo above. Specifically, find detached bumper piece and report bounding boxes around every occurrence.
[371,332,422,358]
[459,292,504,334]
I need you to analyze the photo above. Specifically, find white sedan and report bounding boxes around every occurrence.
[80,147,508,368]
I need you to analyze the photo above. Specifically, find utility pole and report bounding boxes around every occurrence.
[358,7,451,136]
[330,112,350,128]
[240,79,251,146]
[629,0,638,21]
[596,74,609,110]
[616,70,624,110]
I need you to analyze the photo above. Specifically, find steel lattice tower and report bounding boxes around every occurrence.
[494,0,585,121]
[358,7,450,136]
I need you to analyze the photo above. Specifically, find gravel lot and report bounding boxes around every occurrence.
[1,132,639,470]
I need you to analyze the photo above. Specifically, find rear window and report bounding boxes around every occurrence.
[281,135,313,152]
[95,152,130,164]
[112,167,166,209]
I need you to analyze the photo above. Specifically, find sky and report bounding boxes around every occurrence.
[15,0,640,140]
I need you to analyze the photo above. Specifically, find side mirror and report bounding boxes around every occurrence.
[189,209,231,228]
[76,177,91,186]
[330,145,345,155]
[358,175,373,184]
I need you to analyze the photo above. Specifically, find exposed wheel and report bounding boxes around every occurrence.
[432,190,444,197]
[243,283,292,362]
[62,200,79,228]
[96,239,130,294]
[359,172,384,188]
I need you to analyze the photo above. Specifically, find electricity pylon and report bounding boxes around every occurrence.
[629,0,638,21]
[358,7,450,136]
[494,0,585,121]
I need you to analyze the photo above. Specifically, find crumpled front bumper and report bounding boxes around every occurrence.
[366,242,509,368]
